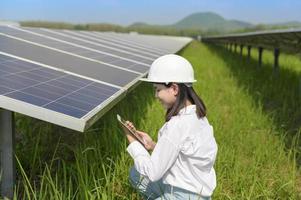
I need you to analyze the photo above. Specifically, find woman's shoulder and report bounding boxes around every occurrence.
[166,114,190,130]
[171,115,213,137]
[159,116,187,139]
[171,111,210,125]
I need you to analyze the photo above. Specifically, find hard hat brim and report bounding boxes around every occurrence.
[139,77,197,83]
[139,78,170,83]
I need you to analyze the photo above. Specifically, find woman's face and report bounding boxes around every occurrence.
[153,83,178,109]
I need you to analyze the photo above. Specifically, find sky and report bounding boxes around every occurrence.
[1,0,301,26]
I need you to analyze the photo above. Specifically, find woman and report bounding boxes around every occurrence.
[121,54,218,200]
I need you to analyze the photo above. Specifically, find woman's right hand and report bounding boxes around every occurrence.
[136,131,156,151]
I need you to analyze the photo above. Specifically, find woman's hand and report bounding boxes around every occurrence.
[121,121,137,144]
[136,131,156,151]
[125,121,137,132]
[122,121,156,150]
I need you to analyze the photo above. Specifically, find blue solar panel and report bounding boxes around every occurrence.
[17,71,52,82]
[0,26,150,74]
[0,86,13,94]
[0,35,140,87]
[44,102,87,118]
[56,97,96,112]
[62,31,159,60]
[0,75,38,90]
[22,87,62,101]
[27,68,64,79]
[0,70,10,76]
[108,59,149,72]
[6,91,50,106]
[0,54,15,62]
[0,25,192,131]
[0,54,120,118]
[25,27,155,64]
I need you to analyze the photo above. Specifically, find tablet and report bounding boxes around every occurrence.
[117,114,145,145]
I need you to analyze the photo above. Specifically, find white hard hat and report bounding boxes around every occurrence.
[140,54,197,83]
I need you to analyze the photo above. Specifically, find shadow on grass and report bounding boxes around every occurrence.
[205,44,301,165]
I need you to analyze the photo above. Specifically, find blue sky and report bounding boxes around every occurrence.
[1,0,301,26]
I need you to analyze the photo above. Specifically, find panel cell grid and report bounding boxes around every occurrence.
[0,54,119,118]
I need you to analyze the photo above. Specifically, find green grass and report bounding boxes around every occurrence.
[1,41,300,199]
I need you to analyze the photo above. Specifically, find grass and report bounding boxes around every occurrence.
[1,40,300,199]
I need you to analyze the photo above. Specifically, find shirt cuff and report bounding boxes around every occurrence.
[127,141,149,159]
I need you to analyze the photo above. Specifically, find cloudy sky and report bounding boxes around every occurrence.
[1,0,301,25]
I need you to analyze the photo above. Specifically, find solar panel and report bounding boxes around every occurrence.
[0,53,121,129]
[102,32,188,52]
[0,26,150,73]
[0,25,192,131]
[60,30,161,59]
[87,31,170,55]
[201,28,301,54]
[0,35,141,87]
[25,27,156,64]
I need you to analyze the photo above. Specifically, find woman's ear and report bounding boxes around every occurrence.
[170,83,179,96]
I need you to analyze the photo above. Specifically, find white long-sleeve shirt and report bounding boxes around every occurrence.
[127,105,218,197]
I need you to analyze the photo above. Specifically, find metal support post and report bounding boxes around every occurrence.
[258,47,263,67]
[247,46,252,60]
[240,45,244,56]
[0,109,15,199]
[274,48,280,74]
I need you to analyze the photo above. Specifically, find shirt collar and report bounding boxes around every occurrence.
[178,104,196,115]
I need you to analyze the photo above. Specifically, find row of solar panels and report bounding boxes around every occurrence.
[0,25,192,131]
[201,28,301,54]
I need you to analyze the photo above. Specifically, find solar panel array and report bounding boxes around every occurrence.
[0,25,192,131]
[201,28,301,54]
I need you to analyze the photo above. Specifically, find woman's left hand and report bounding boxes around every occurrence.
[121,121,138,144]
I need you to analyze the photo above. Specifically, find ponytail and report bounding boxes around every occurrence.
[187,86,206,118]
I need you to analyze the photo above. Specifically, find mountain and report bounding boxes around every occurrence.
[172,12,253,31]
[129,12,301,34]
[129,12,253,32]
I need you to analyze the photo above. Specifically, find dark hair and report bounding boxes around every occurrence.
[164,83,206,122]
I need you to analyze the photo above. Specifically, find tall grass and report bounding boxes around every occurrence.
[1,41,299,199]
[192,42,301,199]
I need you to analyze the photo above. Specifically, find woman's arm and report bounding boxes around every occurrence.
[127,136,179,182]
